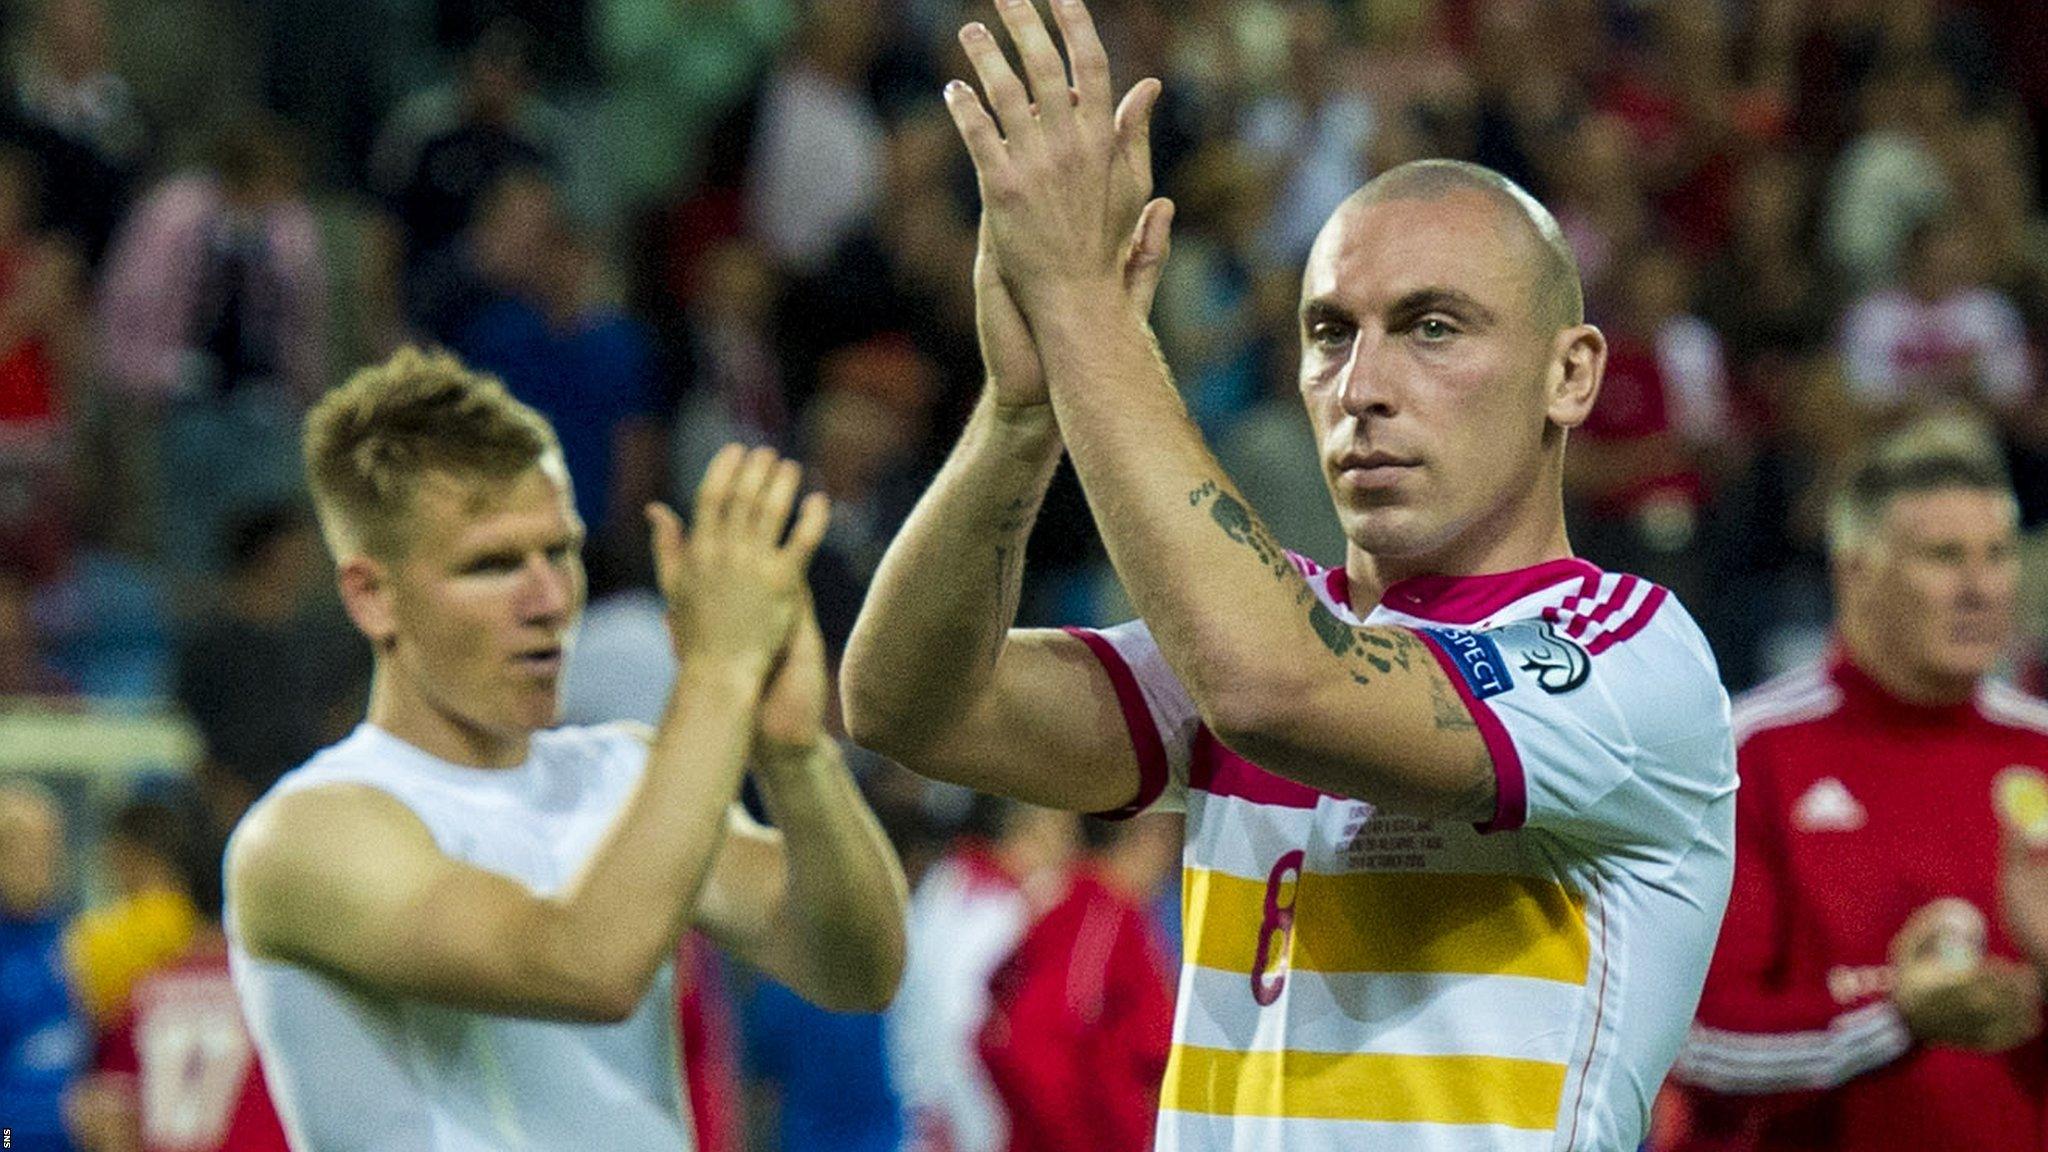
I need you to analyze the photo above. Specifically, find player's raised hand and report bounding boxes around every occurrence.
[944,0,1164,312]
[755,592,830,757]
[646,444,831,673]
[977,196,1175,409]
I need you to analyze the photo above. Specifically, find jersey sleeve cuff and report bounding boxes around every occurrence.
[1411,626,1528,833]
[1064,626,1170,820]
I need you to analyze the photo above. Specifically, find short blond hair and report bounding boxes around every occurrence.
[304,346,561,559]
[1827,411,2016,558]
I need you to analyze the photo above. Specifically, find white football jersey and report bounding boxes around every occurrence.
[227,724,691,1152]
[1070,555,1737,1151]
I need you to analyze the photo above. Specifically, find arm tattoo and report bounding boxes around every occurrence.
[1429,675,1477,732]
[989,497,1032,642]
[1189,478,1430,686]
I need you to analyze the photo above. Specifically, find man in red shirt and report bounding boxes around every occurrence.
[976,815,1179,1152]
[65,814,291,1152]
[1665,415,2048,1151]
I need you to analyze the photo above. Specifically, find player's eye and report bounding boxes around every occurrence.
[1414,317,1457,342]
[1308,321,1353,349]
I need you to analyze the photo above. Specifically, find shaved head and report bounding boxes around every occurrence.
[1347,160,1583,331]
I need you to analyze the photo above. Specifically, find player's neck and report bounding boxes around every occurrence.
[1838,626,1980,708]
[365,666,532,768]
[1343,504,1575,612]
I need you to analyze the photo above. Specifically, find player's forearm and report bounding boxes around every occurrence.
[752,738,909,1010]
[1031,291,1331,714]
[841,392,1062,753]
[1031,290,1477,808]
[547,660,766,1012]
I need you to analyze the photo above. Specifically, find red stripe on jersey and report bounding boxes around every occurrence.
[1564,574,1640,639]
[1586,585,1670,655]
[1413,627,1528,832]
[1380,557,1604,625]
[1188,727,1334,809]
[1065,627,1171,820]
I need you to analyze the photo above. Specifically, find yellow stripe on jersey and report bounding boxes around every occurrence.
[1161,1044,1567,1128]
[1183,866,1589,982]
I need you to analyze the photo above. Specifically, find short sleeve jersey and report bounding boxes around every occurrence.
[1068,556,1737,1152]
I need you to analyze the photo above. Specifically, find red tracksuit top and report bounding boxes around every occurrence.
[1667,648,2048,1152]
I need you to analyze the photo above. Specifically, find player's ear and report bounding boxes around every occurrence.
[337,555,398,653]
[1545,323,1605,430]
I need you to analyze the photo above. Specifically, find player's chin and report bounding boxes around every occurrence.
[510,685,564,730]
[1338,503,1441,557]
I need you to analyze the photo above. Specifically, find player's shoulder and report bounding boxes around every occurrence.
[226,778,433,927]
[1978,681,2048,745]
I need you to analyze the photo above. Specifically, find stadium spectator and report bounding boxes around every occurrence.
[450,220,666,543]
[745,0,887,275]
[224,350,906,1149]
[976,815,1178,1152]
[846,7,1738,1147]
[172,504,367,829]
[401,164,554,347]
[669,237,789,491]
[6,0,145,266]
[1840,213,2035,424]
[369,21,566,277]
[96,113,328,582]
[61,796,211,1029]
[1567,242,1734,610]
[0,779,87,1152]
[0,145,87,586]
[591,0,793,214]
[1668,416,2048,1152]
[800,340,939,652]
[63,806,287,1152]
[1822,56,1959,294]
[889,801,1082,1152]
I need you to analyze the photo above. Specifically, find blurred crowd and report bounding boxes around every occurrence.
[4,0,2048,1149]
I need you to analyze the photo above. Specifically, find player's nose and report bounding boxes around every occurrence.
[1336,331,1400,420]
[516,554,576,622]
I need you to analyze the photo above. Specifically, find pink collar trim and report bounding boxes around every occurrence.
[1331,557,1604,625]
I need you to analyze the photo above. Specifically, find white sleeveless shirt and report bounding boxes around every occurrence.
[227,723,693,1152]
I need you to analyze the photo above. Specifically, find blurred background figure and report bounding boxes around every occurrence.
[1,779,87,1152]
[976,815,1179,1152]
[1666,416,2048,1152]
[95,112,326,588]
[61,795,213,1031]
[63,797,287,1152]
[171,504,364,833]
[370,19,568,289]
[890,801,1082,1152]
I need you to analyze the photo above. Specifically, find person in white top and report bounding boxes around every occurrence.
[223,346,908,1151]
[840,4,1734,1149]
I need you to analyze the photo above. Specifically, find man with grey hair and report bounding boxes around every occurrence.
[1671,414,2048,1152]
[843,3,1735,1147]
